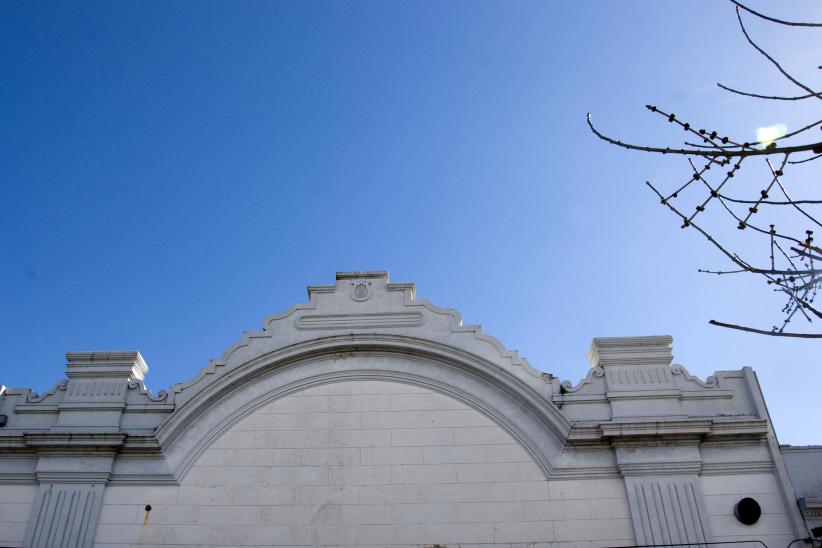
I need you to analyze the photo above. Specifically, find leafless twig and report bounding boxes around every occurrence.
[729,0,822,28]
[716,82,821,101]
[709,320,822,338]
[590,2,822,337]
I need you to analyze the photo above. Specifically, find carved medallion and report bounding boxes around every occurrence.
[350,280,372,301]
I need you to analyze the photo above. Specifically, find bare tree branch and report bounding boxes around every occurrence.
[789,153,822,165]
[791,247,822,263]
[776,118,822,141]
[699,268,748,275]
[735,6,821,100]
[766,157,822,229]
[730,0,822,27]
[591,2,822,336]
[709,320,822,338]
[717,194,822,206]
[647,180,822,276]
[717,82,822,101]
[587,114,822,157]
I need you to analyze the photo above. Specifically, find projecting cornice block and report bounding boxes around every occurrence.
[588,335,674,368]
[65,351,148,381]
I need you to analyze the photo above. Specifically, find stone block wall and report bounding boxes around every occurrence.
[93,380,634,547]
[0,485,37,547]
[702,473,801,547]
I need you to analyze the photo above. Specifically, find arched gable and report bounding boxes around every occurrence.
[155,272,577,481]
[159,344,570,482]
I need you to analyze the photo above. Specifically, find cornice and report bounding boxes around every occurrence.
[700,460,774,475]
[704,419,769,440]
[107,473,177,486]
[36,471,111,484]
[567,418,768,446]
[619,460,703,476]
[119,435,164,455]
[602,419,713,439]
[23,433,125,453]
[588,336,674,368]
[0,471,37,484]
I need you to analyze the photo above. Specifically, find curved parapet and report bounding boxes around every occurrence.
[144,272,597,481]
[168,272,555,409]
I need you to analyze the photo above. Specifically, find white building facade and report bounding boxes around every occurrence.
[0,271,819,548]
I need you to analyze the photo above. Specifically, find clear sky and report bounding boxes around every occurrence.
[1,1,820,444]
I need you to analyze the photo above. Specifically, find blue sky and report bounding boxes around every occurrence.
[1,1,820,444]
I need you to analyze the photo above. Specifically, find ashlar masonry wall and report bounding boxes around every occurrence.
[94,380,633,548]
[0,485,37,547]
[701,472,799,547]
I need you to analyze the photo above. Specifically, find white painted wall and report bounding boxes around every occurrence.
[701,473,797,548]
[0,485,36,548]
[94,380,634,547]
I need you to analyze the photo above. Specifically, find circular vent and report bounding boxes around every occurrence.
[734,497,762,525]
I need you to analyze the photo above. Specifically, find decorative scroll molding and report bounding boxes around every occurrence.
[23,483,104,548]
[560,366,604,393]
[26,381,68,404]
[625,477,711,546]
[127,379,169,402]
[671,364,718,388]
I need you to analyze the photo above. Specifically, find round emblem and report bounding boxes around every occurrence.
[350,281,372,301]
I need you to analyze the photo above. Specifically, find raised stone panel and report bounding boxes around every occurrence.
[623,476,711,546]
[24,483,105,548]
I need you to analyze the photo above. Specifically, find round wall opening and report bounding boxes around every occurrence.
[734,497,761,525]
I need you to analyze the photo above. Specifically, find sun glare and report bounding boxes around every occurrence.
[755,123,787,146]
